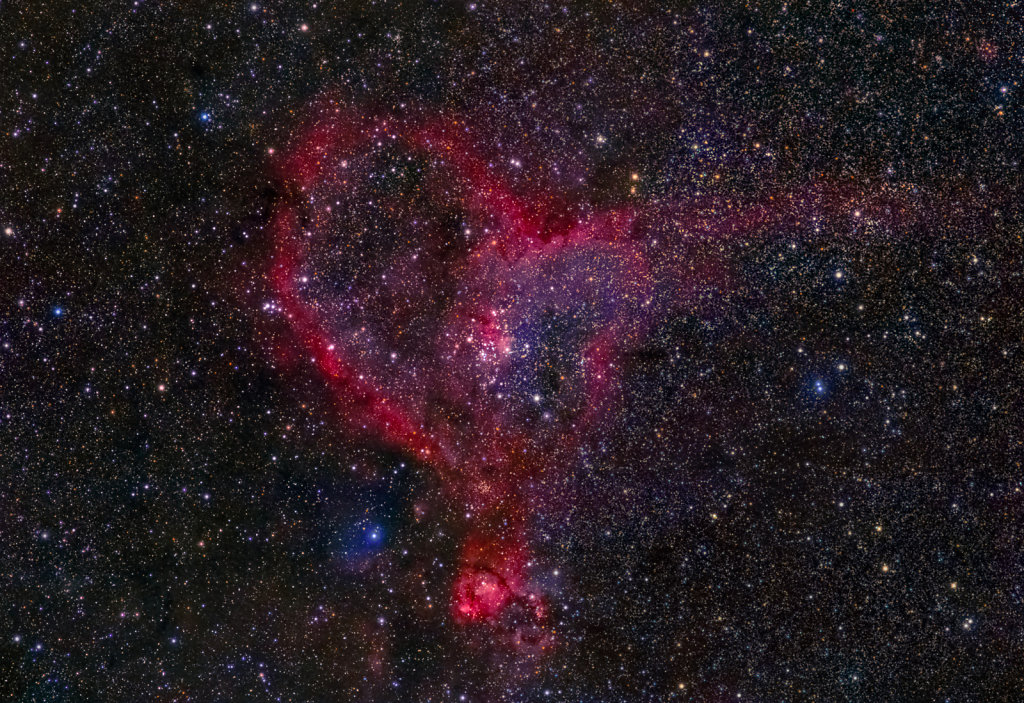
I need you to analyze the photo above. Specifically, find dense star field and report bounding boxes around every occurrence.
[2,1,1024,701]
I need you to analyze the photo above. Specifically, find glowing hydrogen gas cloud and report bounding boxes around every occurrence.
[267,98,908,649]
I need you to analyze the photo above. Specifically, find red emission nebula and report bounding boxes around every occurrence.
[267,99,915,649]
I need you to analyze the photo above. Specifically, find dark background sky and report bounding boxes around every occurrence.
[2,1,1024,701]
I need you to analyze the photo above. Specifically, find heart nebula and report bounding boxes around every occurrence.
[267,101,833,648]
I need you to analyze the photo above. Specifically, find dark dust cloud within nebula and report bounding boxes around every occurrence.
[2,2,1024,701]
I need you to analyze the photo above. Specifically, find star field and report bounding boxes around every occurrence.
[2,2,1024,701]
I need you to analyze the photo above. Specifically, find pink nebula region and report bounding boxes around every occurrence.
[267,100,877,648]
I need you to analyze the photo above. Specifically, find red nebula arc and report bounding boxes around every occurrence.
[267,101,855,646]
